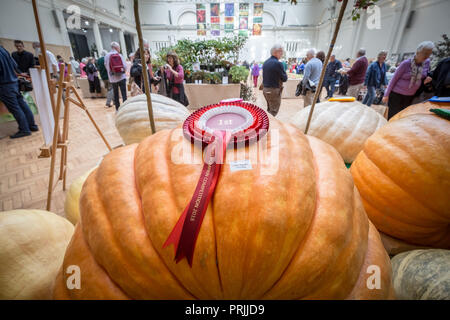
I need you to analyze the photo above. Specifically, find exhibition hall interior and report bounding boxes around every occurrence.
[0,0,449,303]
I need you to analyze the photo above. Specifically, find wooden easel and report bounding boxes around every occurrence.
[44,64,112,210]
[31,0,112,211]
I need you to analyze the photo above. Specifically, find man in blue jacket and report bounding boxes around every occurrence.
[363,50,388,107]
[323,55,342,99]
[0,46,38,139]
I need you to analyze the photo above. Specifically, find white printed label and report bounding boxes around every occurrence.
[229,159,252,172]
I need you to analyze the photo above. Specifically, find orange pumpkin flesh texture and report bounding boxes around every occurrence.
[389,101,450,122]
[351,110,450,248]
[53,118,394,299]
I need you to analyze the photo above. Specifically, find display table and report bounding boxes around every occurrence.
[184,83,241,111]
[282,79,302,99]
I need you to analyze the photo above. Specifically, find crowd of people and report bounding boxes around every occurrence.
[0,39,190,139]
[1,37,449,140]
[259,41,449,119]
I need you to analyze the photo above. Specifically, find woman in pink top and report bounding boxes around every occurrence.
[383,41,434,119]
[79,58,87,78]
[164,52,188,106]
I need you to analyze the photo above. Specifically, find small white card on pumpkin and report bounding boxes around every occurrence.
[229,159,252,172]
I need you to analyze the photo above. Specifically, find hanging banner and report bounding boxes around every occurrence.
[196,4,206,36]
[210,3,220,36]
[224,3,234,33]
[239,3,249,36]
[253,3,263,36]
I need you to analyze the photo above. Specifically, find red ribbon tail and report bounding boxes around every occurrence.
[163,130,232,266]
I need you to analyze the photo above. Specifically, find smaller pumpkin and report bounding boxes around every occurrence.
[0,210,74,299]
[291,100,387,163]
[390,101,450,122]
[115,93,191,145]
[391,249,450,300]
[65,168,96,225]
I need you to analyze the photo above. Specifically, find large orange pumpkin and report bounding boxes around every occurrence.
[53,118,394,299]
[350,108,450,248]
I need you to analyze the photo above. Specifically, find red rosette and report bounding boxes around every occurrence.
[183,101,269,148]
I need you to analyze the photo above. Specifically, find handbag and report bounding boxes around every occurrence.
[18,77,33,92]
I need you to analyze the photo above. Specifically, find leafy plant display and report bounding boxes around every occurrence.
[229,65,249,84]
[432,34,450,68]
[154,35,248,81]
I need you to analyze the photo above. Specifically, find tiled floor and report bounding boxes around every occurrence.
[0,87,309,218]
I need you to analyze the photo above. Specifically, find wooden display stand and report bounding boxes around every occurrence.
[32,0,111,211]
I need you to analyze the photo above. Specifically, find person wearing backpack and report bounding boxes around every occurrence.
[104,42,127,111]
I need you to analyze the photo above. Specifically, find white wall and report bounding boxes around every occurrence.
[0,0,137,47]
[315,0,450,61]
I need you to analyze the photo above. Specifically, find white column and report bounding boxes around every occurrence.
[92,20,104,55]
[133,34,139,52]
[119,29,127,57]
[55,9,73,57]
[391,0,413,54]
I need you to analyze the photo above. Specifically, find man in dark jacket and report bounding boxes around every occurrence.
[262,44,288,116]
[323,55,342,99]
[431,57,450,97]
[11,40,34,75]
[0,46,38,139]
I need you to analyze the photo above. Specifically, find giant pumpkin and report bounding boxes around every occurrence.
[350,111,450,248]
[115,93,190,145]
[0,210,74,299]
[291,100,387,163]
[53,118,394,299]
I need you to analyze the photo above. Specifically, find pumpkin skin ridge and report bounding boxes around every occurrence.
[212,121,317,299]
[261,135,370,299]
[133,135,200,299]
[351,151,450,248]
[256,126,321,299]
[338,106,383,162]
[137,129,223,299]
[54,224,131,299]
[80,145,196,299]
[353,151,444,228]
[361,135,448,224]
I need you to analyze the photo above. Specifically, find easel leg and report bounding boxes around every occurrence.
[59,90,70,190]
[46,68,65,211]
[70,86,112,151]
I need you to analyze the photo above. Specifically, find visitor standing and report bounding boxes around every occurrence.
[344,49,368,98]
[130,48,160,95]
[431,57,450,97]
[97,50,113,108]
[165,51,188,106]
[11,40,34,75]
[323,54,342,99]
[0,46,38,139]
[302,49,323,107]
[79,58,87,78]
[251,61,260,88]
[32,42,59,78]
[69,56,81,87]
[363,50,388,107]
[105,42,127,111]
[262,44,288,117]
[383,41,434,119]
[84,58,102,98]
